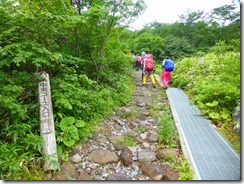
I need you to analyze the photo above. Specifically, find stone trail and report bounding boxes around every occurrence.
[48,70,181,180]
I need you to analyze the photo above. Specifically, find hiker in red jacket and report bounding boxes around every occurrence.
[135,54,141,71]
[142,54,156,88]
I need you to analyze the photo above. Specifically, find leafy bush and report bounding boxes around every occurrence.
[0,0,134,179]
[0,135,44,180]
[174,159,194,180]
[157,109,178,146]
[191,80,239,121]
[172,41,240,125]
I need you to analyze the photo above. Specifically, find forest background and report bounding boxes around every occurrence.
[0,0,240,180]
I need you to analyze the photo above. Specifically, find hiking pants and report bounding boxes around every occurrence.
[135,62,141,71]
[142,71,156,85]
[162,69,171,87]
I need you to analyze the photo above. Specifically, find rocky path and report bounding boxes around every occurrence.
[49,70,181,180]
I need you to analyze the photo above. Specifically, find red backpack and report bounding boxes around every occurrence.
[145,58,154,71]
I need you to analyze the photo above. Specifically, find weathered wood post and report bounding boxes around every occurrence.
[38,71,59,171]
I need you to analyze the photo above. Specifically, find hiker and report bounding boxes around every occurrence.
[131,53,136,69]
[141,51,147,57]
[161,56,174,89]
[140,51,147,71]
[142,54,156,88]
[141,51,147,64]
[135,54,141,71]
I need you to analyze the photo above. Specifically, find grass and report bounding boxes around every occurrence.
[4,161,46,180]
[157,107,178,146]
[219,122,240,153]
[149,90,165,118]
[132,127,146,133]
[119,107,139,121]
[173,157,194,180]
[116,135,137,147]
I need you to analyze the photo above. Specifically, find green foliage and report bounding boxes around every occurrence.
[57,145,70,162]
[0,0,138,179]
[162,35,195,59]
[0,0,240,179]
[219,122,240,153]
[133,127,146,133]
[174,159,194,180]
[119,107,139,121]
[0,135,44,179]
[130,32,164,60]
[57,116,84,147]
[157,109,178,146]
[210,3,240,27]
[172,41,240,126]
[47,158,61,172]
[149,91,165,118]
[161,153,175,162]
[116,135,137,147]
[19,164,46,180]
[193,81,237,122]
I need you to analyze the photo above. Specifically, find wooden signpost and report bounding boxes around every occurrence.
[38,72,59,171]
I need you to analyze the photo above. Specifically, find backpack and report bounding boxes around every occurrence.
[145,58,154,71]
[164,59,174,71]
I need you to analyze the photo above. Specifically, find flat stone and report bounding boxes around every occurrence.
[88,149,120,164]
[77,170,92,180]
[107,173,131,180]
[109,135,124,145]
[138,151,157,163]
[141,162,164,180]
[149,133,158,142]
[70,153,82,163]
[156,148,178,160]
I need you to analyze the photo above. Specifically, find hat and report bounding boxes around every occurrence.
[141,52,147,56]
